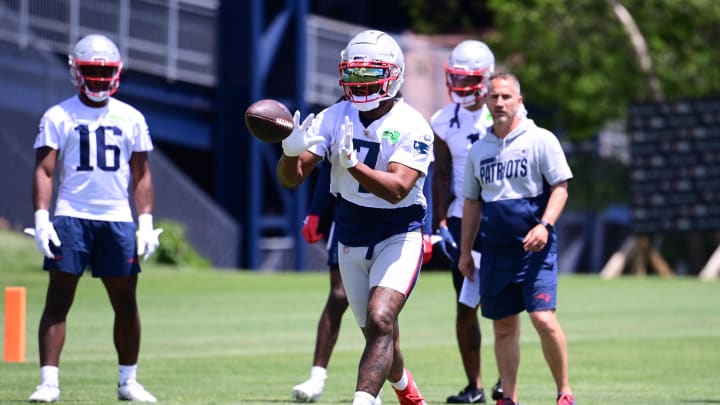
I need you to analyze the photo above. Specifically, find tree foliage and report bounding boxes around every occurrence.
[404,0,720,140]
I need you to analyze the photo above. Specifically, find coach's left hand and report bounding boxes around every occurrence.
[522,223,548,252]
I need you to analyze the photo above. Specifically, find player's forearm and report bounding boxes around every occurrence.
[460,199,482,253]
[347,164,413,204]
[32,172,53,211]
[431,156,451,229]
[432,185,451,229]
[130,153,154,214]
[133,177,155,215]
[32,147,56,211]
[276,155,304,188]
[278,151,321,189]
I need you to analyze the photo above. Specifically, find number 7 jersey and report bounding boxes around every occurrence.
[34,95,154,222]
[308,99,433,210]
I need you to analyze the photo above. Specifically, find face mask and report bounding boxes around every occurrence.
[351,100,380,111]
[451,91,479,108]
[85,88,110,102]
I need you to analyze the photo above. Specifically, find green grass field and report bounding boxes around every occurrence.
[1,229,719,404]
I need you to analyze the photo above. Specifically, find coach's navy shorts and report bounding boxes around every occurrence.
[43,216,141,278]
[479,239,558,320]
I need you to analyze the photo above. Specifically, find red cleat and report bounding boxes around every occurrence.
[557,393,575,405]
[392,369,427,405]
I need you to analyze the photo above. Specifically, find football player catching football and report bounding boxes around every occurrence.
[277,29,432,405]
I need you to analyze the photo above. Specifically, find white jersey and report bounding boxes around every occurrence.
[34,95,153,222]
[430,103,493,219]
[309,99,433,209]
[308,99,434,246]
[463,117,572,250]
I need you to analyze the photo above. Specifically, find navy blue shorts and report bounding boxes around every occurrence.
[43,216,141,278]
[479,238,558,320]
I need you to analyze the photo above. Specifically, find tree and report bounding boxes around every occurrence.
[402,0,720,139]
[401,1,720,273]
[484,0,720,140]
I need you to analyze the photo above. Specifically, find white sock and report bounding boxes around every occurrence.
[40,365,59,387]
[118,364,138,385]
[353,391,376,405]
[310,366,327,382]
[390,370,408,391]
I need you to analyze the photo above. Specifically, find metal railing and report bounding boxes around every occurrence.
[0,2,449,119]
[0,0,218,86]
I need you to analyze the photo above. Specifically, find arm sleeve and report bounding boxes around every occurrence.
[132,115,154,152]
[307,160,332,216]
[539,130,573,185]
[34,112,61,150]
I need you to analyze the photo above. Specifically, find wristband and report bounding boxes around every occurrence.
[138,213,154,230]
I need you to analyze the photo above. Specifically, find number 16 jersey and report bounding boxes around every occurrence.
[34,95,154,222]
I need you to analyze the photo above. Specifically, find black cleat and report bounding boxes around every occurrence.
[491,379,503,401]
[447,385,486,403]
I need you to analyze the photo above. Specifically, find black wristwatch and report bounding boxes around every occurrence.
[540,220,553,232]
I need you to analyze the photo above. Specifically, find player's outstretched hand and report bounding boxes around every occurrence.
[136,214,163,261]
[281,111,321,157]
[436,226,457,262]
[339,115,358,169]
[25,209,61,259]
[301,214,324,243]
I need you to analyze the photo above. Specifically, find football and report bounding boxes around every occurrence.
[244,99,294,143]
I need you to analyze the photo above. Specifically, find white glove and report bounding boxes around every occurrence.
[338,115,358,169]
[136,214,163,261]
[24,209,61,259]
[281,110,322,157]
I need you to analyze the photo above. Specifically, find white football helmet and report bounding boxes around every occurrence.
[69,34,123,102]
[338,30,404,111]
[445,40,494,107]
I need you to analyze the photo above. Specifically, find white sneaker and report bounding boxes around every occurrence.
[28,384,60,403]
[118,379,157,403]
[291,378,324,402]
